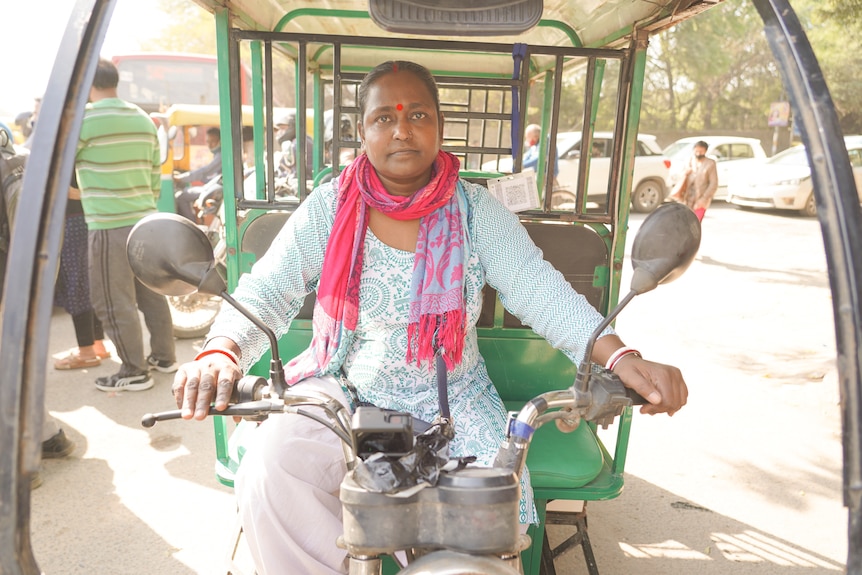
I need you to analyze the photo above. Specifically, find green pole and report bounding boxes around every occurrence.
[608,33,648,312]
[251,41,266,200]
[214,8,241,290]
[579,59,606,213]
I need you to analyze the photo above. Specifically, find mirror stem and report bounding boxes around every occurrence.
[575,289,637,393]
[220,291,287,397]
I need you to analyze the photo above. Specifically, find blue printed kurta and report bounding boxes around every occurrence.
[211,178,614,524]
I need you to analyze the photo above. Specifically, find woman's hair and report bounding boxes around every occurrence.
[358,61,440,119]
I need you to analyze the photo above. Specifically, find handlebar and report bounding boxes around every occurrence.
[493,367,646,477]
[141,399,285,428]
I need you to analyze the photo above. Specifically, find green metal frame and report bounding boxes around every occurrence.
[208,10,651,573]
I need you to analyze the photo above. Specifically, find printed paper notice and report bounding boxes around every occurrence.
[487,172,540,213]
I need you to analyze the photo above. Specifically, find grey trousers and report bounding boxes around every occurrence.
[88,226,175,376]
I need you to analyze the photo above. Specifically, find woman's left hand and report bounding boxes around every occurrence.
[612,355,688,416]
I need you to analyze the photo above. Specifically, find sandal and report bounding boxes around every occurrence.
[93,342,112,360]
[54,352,101,370]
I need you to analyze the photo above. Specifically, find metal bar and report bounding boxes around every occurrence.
[233,30,624,60]
[497,90,507,164]
[234,200,302,212]
[443,146,510,156]
[607,34,647,315]
[537,70,554,203]
[337,73,554,89]
[512,48,530,174]
[264,41,276,204]
[218,16,241,289]
[434,82,517,92]
[750,1,862,571]
[274,7,584,48]
[313,67,323,175]
[580,60,607,215]
[333,43,343,178]
[250,41,267,199]
[546,56,564,210]
[576,58,599,213]
[297,40,307,198]
[464,87,474,168]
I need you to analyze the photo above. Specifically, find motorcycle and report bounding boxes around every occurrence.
[126,202,700,574]
[167,175,226,338]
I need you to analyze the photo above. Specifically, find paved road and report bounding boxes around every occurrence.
[552,202,844,573]
[30,202,845,574]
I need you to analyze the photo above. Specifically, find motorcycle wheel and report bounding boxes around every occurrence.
[167,292,222,339]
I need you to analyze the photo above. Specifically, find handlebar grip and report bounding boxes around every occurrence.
[625,388,649,405]
[141,410,184,427]
[141,400,281,427]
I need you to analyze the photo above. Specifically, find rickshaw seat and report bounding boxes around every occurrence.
[213,210,630,575]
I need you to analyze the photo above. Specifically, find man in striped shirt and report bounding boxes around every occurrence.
[75,58,177,391]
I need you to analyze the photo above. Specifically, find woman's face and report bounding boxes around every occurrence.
[358,70,444,196]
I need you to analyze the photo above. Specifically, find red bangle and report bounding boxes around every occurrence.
[605,346,641,371]
[194,347,240,366]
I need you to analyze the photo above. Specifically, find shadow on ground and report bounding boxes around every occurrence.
[549,475,844,574]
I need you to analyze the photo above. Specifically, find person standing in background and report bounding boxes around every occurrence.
[75,58,177,391]
[521,123,559,183]
[1,125,76,488]
[173,127,222,189]
[52,173,110,370]
[274,111,314,190]
[670,140,718,221]
[173,127,222,222]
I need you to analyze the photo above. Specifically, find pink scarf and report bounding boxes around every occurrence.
[285,150,465,384]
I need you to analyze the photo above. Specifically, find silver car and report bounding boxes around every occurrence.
[553,132,670,213]
[727,136,862,217]
[482,131,670,213]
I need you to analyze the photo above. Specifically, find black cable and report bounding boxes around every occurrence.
[436,352,451,420]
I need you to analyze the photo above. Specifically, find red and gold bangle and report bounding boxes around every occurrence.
[194,347,240,366]
[605,346,642,371]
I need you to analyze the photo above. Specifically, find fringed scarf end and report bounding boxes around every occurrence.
[406,309,466,370]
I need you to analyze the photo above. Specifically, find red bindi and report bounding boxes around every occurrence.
[396,103,403,111]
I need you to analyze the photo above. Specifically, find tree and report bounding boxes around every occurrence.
[640,0,784,133]
[638,0,862,136]
[815,0,862,26]
[792,0,862,134]
[141,0,216,54]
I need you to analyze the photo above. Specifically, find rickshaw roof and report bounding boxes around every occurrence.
[191,0,722,76]
[157,104,257,127]
[154,104,316,135]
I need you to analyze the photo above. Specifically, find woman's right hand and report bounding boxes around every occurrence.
[173,347,243,421]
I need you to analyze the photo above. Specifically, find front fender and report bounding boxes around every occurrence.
[397,550,521,575]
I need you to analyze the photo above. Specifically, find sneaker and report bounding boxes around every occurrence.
[147,354,178,374]
[95,371,153,392]
[41,429,76,459]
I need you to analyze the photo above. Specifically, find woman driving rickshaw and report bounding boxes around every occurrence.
[6,1,862,575]
[176,59,687,573]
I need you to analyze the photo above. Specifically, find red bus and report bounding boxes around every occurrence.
[111,52,251,113]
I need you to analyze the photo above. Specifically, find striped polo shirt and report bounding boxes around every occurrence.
[75,98,159,230]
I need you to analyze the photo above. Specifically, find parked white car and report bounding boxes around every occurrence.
[481,131,670,213]
[726,136,862,217]
[663,136,768,201]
